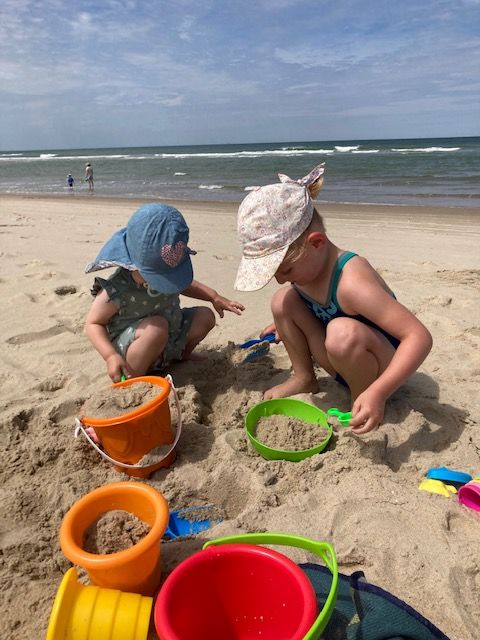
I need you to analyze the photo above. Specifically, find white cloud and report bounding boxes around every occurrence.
[0,0,478,147]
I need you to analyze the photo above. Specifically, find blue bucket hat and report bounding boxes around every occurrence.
[85,203,196,294]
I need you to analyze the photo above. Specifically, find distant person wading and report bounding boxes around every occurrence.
[85,163,94,191]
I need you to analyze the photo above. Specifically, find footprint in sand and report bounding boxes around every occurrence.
[464,327,480,339]
[6,325,66,345]
[448,565,480,636]
[48,398,83,423]
[36,375,67,392]
[436,269,480,289]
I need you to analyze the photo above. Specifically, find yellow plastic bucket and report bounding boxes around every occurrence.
[46,568,152,640]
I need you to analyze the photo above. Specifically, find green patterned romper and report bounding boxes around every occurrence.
[95,268,195,366]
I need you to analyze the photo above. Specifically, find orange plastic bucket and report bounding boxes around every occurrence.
[79,375,178,478]
[60,482,169,596]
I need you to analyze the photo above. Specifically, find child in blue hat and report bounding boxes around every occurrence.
[85,203,244,381]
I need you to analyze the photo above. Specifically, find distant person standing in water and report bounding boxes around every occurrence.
[85,163,94,191]
[67,174,75,190]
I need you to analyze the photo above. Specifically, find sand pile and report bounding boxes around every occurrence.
[0,196,479,639]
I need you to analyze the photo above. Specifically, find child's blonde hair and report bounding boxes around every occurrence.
[282,203,326,266]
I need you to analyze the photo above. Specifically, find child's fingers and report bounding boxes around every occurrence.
[230,305,243,315]
[350,419,378,434]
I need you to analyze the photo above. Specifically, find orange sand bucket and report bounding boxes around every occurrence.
[60,482,169,596]
[46,568,153,640]
[75,375,182,478]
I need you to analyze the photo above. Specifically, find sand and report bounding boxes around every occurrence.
[82,381,160,419]
[0,194,479,639]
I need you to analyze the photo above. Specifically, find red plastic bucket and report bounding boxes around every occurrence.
[154,542,317,640]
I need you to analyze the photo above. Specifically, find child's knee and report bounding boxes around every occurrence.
[139,316,169,343]
[325,319,361,359]
[192,307,215,336]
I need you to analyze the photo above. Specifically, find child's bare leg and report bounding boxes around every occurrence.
[265,287,336,399]
[325,318,396,400]
[182,307,215,360]
[125,316,168,376]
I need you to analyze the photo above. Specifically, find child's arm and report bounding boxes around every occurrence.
[339,259,432,433]
[182,279,245,317]
[84,290,132,381]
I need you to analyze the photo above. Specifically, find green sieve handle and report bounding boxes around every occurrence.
[327,407,352,426]
[203,532,338,639]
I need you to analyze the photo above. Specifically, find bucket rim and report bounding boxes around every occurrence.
[46,568,79,640]
[154,543,318,639]
[245,398,332,461]
[60,481,169,569]
[81,375,170,427]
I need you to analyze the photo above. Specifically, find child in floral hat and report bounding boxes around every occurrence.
[235,164,432,434]
[85,203,244,381]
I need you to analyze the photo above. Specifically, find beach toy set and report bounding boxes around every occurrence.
[47,481,170,639]
[419,466,480,512]
[47,480,338,640]
[51,374,347,638]
[75,375,182,479]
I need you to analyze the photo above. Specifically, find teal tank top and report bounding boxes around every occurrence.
[293,251,400,348]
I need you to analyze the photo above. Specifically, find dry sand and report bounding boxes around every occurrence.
[0,194,479,639]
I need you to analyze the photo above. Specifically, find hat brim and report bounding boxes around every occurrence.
[234,245,289,291]
[140,256,193,295]
[85,227,135,273]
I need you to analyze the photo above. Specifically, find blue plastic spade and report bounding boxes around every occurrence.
[239,332,276,350]
[163,506,222,540]
[239,333,276,363]
[426,466,472,487]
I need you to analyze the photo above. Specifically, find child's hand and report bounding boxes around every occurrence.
[260,322,280,343]
[348,388,386,434]
[106,353,132,382]
[212,294,245,318]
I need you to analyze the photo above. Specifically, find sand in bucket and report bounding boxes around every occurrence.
[60,482,170,596]
[79,375,178,478]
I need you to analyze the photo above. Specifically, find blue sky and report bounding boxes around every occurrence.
[1,0,479,150]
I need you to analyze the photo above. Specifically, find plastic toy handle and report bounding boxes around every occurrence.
[327,407,352,426]
[239,332,276,349]
[203,532,338,639]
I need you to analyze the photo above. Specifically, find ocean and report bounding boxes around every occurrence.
[1,137,479,209]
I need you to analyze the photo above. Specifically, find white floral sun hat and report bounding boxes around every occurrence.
[235,163,325,291]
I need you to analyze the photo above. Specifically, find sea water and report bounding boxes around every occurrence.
[1,137,479,209]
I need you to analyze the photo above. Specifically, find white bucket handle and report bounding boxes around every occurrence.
[74,374,182,470]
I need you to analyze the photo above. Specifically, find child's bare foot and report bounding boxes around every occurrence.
[264,375,318,399]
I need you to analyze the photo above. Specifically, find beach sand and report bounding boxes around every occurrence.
[1,194,479,639]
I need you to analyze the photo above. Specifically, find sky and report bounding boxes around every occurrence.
[1,0,479,150]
